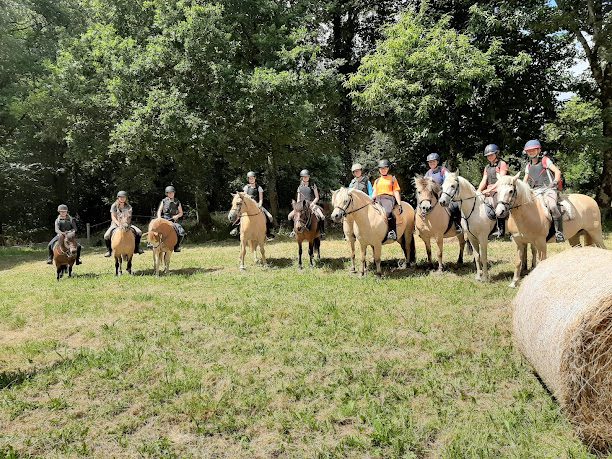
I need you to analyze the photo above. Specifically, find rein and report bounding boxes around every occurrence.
[231,199,262,218]
[334,194,371,217]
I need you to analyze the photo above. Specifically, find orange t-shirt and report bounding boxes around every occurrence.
[373,175,400,196]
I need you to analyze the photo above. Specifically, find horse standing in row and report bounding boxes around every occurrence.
[414,176,466,271]
[439,173,497,282]
[331,187,416,276]
[495,173,605,287]
[146,218,178,276]
[111,210,135,276]
[228,192,267,270]
[53,230,78,280]
[291,199,321,269]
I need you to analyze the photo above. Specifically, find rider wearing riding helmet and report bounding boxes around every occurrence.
[523,139,565,242]
[372,159,401,241]
[47,204,82,265]
[348,163,373,197]
[157,186,186,252]
[103,191,144,257]
[477,144,509,237]
[424,153,462,233]
[288,169,326,239]
[230,171,275,240]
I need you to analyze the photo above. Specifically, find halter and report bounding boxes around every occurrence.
[333,192,371,218]
[149,233,163,249]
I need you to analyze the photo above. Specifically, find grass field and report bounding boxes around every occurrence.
[1,233,610,458]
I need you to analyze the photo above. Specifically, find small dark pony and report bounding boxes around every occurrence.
[291,199,321,269]
[53,230,78,280]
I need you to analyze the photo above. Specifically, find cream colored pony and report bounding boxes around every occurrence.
[228,192,267,270]
[414,176,466,271]
[495,173,605,287]
[331,187,415,276]
[111,210,135,276]
[145,218,178,276]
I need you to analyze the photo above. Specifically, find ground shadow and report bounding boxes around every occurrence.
[0,246,47,272]
[266,257,295,269]
[135,267,221,277]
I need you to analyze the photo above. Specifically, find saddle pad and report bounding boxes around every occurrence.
[558,196,575,221]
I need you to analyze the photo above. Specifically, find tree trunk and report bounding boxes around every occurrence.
[267,153,279,222]
[596,77,612,208]
[195,187,212,227]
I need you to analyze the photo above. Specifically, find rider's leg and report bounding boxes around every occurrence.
[47,236,58,263]
[318,217,325,240]
[103,226,114,257]
[174,223,185,252]
[230,217,241,236]
[547,190,564,242]
[76,243,82,264]
[449,202,462,233]
[265,218,275,240]
[131,225,144,254]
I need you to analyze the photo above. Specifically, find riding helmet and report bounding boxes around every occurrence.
[57,204,68,212]
[300,169,310,177]
[377,159,391,168]
[523,139,541,151]
[351,163,363,172]
[484,144,500,156]
[247,171,256,178]
[426,153,440,162]
[116,190,127,198]
[165,186,176,194]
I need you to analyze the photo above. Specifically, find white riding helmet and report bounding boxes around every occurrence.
[351,163,363,172]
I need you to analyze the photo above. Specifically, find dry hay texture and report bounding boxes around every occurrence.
[513,247,612,451]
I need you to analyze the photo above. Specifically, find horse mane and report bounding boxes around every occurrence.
[414,175,440,197]
[348,188,373,202]
[496,175,534,203]
[292,199,311,212]
[456,175,477,194]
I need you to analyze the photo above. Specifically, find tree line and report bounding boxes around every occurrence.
[0,0,609,240]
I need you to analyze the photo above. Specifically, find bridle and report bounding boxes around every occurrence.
[333,192,371,218]
[230,197,262,218]
[416,188,439,217]
[497,183,524,215]
[292,205,312,233]
[56,233,76,258]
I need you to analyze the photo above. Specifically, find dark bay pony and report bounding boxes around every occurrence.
[53,230,78,280]
[291,199,321,269]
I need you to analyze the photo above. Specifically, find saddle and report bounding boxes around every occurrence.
[535,192,575,222]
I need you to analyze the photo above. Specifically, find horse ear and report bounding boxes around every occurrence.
[291,199,296,206]
[511,172,521,183]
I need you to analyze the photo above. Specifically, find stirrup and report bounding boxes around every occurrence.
[555,232,565,243]
[289,231,295,238]
[387,230,397,240]
[230,228,238,236]
[46,258,53,264]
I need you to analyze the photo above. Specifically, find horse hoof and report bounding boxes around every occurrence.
[350,269,356,274]
[509,282,517,288]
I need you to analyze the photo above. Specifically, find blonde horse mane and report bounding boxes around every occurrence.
[496,175,534,204]
[414,176,441,198]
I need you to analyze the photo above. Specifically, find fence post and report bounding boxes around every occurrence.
[86,223,91,243]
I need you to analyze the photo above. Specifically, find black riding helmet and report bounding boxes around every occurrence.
[165,186,176,194]
[57,204,68,212]
[377,159,391,168]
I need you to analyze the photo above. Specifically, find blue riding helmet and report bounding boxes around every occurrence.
[524,139,541,151]
[427,153,440,162]
[484,144,500,156]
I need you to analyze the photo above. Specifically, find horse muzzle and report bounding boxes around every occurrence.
[228,211,237,222]
[419,203,432,215]
[330,209,344,223]
[439,196,450,207]
[495,203,509,219]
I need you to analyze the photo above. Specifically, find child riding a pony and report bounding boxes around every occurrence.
[46,204,82,265]
[156,186,185,252]
[230,171,275,241]
[103,191,144,257]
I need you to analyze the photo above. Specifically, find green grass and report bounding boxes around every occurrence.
[0,233,610,458]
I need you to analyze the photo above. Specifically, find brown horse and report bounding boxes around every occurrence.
[496,173,606,287]
[111,210,135,276]
[414,176,466,271]
[228,192,267,270]
[146,218,178,276]
[53,230,78,280]
[291,200,321,269]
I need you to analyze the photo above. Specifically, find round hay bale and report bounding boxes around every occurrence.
[513,247,612,451]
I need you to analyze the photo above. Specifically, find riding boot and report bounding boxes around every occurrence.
[174,235,184,252]
[266,219,275,241]
[491,218,506,238]
[453,206,463,234]
[134,233,144,254]
[318,219,325,240]
[387,215,397,240]
[76,245,82,265]
[47,244,53,264]
[104,238,112,257]
[553,217,565,243]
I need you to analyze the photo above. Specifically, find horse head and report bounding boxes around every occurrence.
[118,210,132,230]
[439,172,459,208]
[330,187,351,223]
[292,199,310,233]
[495,172,523,219]
[414,176,440,215]
[62,230,78,258]
[228,192,244,222]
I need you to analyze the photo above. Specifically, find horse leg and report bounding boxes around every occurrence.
[536,239,547,262]
[520,245,528,274]
[349,235,356,273]
[316,238,321,262]
[164,252,171,274]
[585,229,606,248]
[127,256,132,275]
[423,237,433,268]
[359,242,367,276]
[479,238,489,282]
[435,237,444,272]
[153,250,159,276]
[239,240,246,270]
[510,242,526,288]
[68,265,73,277]
[457,233,465,264]
[530,244,537,270]
[298,240,303,269]
[115,257,120,276]
[373,244,382,276]
[56,265,61,281]
[470,237,482,281]
[308,240,314,267]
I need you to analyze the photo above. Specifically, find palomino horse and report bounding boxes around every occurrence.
[331,188,416,276]
[53,230,78,280]
[439,173,496,282]
[146,218,178,276]
[495,173,606,288]
[291,200,321,269]
[111,210,135,276]
[228,192,267,270]
[414,176,466,271]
